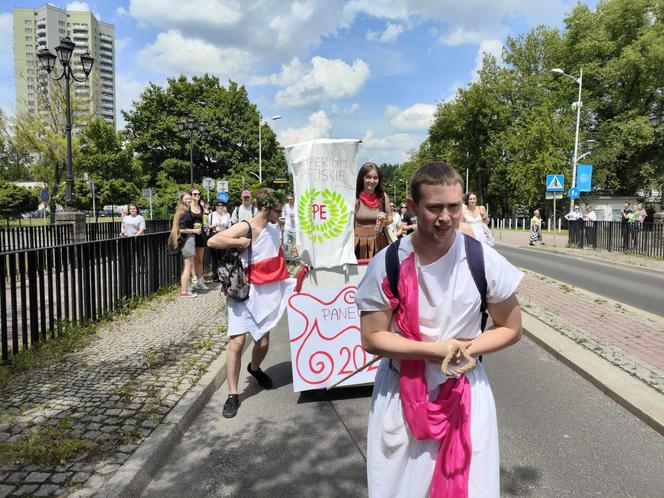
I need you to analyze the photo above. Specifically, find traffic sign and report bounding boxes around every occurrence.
[40,188,49,201]
[202,177,214,190]
[545,192,563,200]
[216,191,229,203]
[546,174,564,192]
[141,188,152,198]
[273,176,289,184]
[216,180,228,193]
[568,187,580,199]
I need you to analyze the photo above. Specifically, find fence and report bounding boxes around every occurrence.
[0,220,172,253]
[568,220,664,258]
[0,232,182,363]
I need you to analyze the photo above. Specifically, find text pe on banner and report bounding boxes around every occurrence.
[287,285,379,392]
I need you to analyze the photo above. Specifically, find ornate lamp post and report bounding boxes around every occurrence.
[258,114,282,183]
[177,115,205,187]
[38,37,94,211]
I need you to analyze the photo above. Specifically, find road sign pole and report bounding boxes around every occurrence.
[553,194,557,246]
[149,189,153,220]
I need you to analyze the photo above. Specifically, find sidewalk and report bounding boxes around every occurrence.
[0,284,229,497]
[494,228,664,273]
[495,231,664,417]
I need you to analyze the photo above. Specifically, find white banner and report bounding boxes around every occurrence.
[287,285,379,392]
[284,139,360,269]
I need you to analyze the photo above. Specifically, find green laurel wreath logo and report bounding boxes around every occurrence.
[298,188,349,244]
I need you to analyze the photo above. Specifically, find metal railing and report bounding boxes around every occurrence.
[0,220,172,253]
[1,232,182,362]
[568,220,664,258]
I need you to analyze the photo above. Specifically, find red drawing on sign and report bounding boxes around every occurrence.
[288,286,369,385]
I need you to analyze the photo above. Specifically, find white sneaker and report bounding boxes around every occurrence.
[197,277,209,291]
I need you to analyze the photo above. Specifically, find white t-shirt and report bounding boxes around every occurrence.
[585,210,597,221]
[121,214,145,236]
[209,211,231,232]
[355,232,523,389]
[231,203,255,224]
[281,202,297,231]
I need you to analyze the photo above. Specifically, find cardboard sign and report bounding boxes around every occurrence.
[287,285,379,391]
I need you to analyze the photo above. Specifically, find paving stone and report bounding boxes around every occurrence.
[6,472,28,483]
[94,463,120,476]
[71,472,90,484]
[50,472,72,484]
[112,452,130,464]
[67,488,97,498]
[54,464,72,472]
[25,472,50,483]
[103,409,121,417]
[34,484,61,496]
[13,484,39,496]
[0,485,15,498]
[69,463,89,473]
[0,433,9,442]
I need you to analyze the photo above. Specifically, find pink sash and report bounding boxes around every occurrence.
[381,252,472,498]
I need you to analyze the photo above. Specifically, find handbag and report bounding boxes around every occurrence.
[166,233,184,256]
[217,221,252,301]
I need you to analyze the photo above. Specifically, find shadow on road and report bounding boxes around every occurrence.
[501,465,542,496]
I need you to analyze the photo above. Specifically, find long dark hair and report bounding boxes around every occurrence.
[355,162,384,198]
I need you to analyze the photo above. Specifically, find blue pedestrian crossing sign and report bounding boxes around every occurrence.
[568,187,580,199]
[546,174,564,192]
[216,191,229,203]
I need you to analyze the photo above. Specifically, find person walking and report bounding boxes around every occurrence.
[209,201,231,282]
[231,190,256,225]
[170,192,200,298]
[355,161,523,497]
[208,188,295,418]
[120,202,146,237]
[280,193,298,263]
[463,192,487,244]
[388,201,402,240]
[189,189,209,291]
[354,162,393,259]
[529,209,544,246]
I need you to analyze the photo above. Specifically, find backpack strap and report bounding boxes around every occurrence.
[243,220,252,283]
[385,238,402,301]
[464,234,488,332]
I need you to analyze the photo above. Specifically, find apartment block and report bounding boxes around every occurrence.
[13,4,116,125]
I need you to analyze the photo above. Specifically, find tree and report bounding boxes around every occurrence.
[122,74,286,190]
[99,178,141,208]
[0,179,38,219]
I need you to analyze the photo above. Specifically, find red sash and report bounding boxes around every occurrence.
[246,247,289,284]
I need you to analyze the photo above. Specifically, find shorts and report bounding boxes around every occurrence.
[181,235,196,257]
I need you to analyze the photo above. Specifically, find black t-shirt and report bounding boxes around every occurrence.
[622,208,631,221]
[179,210,195,230]
[401,210,415,225]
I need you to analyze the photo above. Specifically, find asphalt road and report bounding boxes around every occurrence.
[143,316,664,497]
[495,244,664,316]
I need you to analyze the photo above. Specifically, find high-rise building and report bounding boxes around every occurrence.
[13,4,116,126]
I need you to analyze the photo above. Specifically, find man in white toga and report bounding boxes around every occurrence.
[355,161,523,497]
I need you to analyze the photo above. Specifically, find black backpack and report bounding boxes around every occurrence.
[217,221,252,301]
[385,234,488,334]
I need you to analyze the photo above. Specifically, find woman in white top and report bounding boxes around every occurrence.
[463,193,487,244]
[209,201,231,235]
[120,203,146,237]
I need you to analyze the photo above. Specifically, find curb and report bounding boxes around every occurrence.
[521,312,664,436]
[96,347,232,498]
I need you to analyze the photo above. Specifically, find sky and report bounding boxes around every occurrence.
[0,0,598,165]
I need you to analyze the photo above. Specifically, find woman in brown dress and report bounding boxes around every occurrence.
[354,162,393,260]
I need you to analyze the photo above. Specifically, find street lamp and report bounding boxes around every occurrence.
[551,66,583,211]
[38,37,94,210]
[177,115,205,187]
[258,114,282,184]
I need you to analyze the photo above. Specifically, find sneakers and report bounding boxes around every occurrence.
[222,394,240,418]
[247,364,274,389]
[529,242,535,246]
[197,277,209,291]
[180,291,198,298]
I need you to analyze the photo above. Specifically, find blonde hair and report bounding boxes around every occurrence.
[170,193,190,249]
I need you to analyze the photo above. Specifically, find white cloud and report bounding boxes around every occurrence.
[115,37,131,52]
[386,103,436,130]
[330,102,360,115]
[116,6,128,17]
[66,2,90,11]
[274,56,370,108]
[366,22,404,43]
[137,30,255,79]
[250,57,307,86]
[279,111,331,146]
[359,129,422,164]
[471,39,503,79]
[115,73,146,128]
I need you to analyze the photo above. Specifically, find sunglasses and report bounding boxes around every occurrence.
[192,192,200,196]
